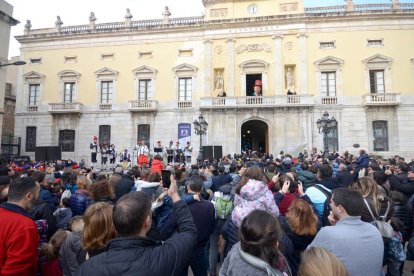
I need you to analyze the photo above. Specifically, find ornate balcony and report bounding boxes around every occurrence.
[128,100,158,112]
[321,96,338,105]
[99,103,112,110]
[27,105,38,112]
[362,93,401,106]
[200,95,314,109]
[178,101,192,109]
[48,102,83,114]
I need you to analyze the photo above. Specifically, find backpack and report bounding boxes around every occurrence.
[388,231,406,262]
[313,184,332,226]
[363,198,394,239]
[215,196,233,220]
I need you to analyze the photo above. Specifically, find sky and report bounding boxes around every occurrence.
[6,0,413,58]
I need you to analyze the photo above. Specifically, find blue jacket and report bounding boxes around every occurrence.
[69,190,92,216]
[356,154,370,169]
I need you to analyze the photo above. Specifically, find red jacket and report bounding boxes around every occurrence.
[0,203,39,276]
[150,159,165,174]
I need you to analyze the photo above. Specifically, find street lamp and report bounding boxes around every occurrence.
[316,111,338,156]
[193,114,208,164]
[0,60,26,68]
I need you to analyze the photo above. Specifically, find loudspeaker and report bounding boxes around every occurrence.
[35,147,47,161]
[35,146,62,161]
[47,146,62,161]
[213,146,223,160]
[202,146,214,161]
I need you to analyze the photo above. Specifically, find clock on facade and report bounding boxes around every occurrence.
[247,4,258,14]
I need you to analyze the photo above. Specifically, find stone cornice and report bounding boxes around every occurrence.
[15,9,414,44]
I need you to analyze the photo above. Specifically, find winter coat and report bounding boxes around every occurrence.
[76,201,197,276]
[298,170,317,190]
[335,171,354,188]
[361,196,394,224]
[231,179,279,228]
[59,231,86,276]
[39,186,57,212]
[0,203,39,276]
[392,201,413,242]
[30,200,57,239]
[114,176,135,202]
[53,207,73,230]
[278,216,316,276]
[150,159,165,175]
[69,190,92,216]
[220,242,288,276]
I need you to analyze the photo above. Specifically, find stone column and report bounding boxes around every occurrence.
[272,35,284,95]
[297,33,308,93]
[204,40,213,96]
[226,39,236,96]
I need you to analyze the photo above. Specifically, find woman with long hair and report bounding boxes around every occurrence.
[350,176,393,223]
[82,202,115,258]
[279,199,319,275]
[220,210,291,276]
[89,179,115,204]
[298,247,348,276]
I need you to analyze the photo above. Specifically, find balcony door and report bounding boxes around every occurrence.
[245,74,262,96]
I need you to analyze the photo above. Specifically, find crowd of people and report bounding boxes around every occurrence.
[1,147,414,276]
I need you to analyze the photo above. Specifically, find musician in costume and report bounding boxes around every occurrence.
[120,149,131,169]
[100,143,109,170]
[90,136,99,168]
[174,141,183,163]
[135,140,149,168]
[167,140,174,164]
[154,140,166,164]
[108,144,117,169]
[184,141,193,164]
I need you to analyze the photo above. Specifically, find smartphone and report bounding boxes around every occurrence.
[162,170,171,188]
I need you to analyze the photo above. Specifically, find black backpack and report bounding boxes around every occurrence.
[313,184,332,227]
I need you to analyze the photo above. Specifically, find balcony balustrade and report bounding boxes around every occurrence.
[128,100,158,112]
[48,102,83,114]
[362,93,401,106]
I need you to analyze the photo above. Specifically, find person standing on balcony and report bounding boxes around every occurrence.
[253,80,262,96]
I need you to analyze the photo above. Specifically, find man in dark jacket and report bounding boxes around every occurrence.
[387,163,414,197]
[113,169,135,202]
[77,175,197,276]
[211,166,232,192]
[335,164,354,188]
[160,175,215,276]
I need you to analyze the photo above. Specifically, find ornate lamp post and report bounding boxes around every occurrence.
[0,60,26,68]
[316,111,338,156]
[193,114,208,164]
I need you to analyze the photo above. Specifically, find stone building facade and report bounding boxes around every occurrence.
[14,0,414,164]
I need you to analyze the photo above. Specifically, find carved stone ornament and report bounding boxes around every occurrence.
[236,43,271,54]
[284,42,293,50]
[280,2,299,12]
[215,46,223,54]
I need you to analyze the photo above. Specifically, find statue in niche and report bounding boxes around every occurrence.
[285,67,296,90]
[215,70,226,97]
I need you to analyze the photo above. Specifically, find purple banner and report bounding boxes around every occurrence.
[178,123,191,147]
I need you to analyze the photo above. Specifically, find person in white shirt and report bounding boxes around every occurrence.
[184,141,193,164]
[135,140,149,168]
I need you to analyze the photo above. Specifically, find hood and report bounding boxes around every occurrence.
[239,179,268,201]
[299,170,316,180]
[57,207,72,218]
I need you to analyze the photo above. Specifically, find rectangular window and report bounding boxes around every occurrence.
[29,84,40,105]
[319,42,335,49]
[138,80,152,100]
[100,81,113,103]
[368,39,383,47]
[369,70,385,93]
[178,78,192,101]
[30,58,42,64]
[321,72,336,97]
[26,126,37,152]
[64,56,77,63]
[137,124,150,146]
[99,125,111,145]
[373,121,389,151]
[59,130,75,152]
[64,82,75,103]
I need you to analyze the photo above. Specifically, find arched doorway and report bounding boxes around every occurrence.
[241,120,269,153]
